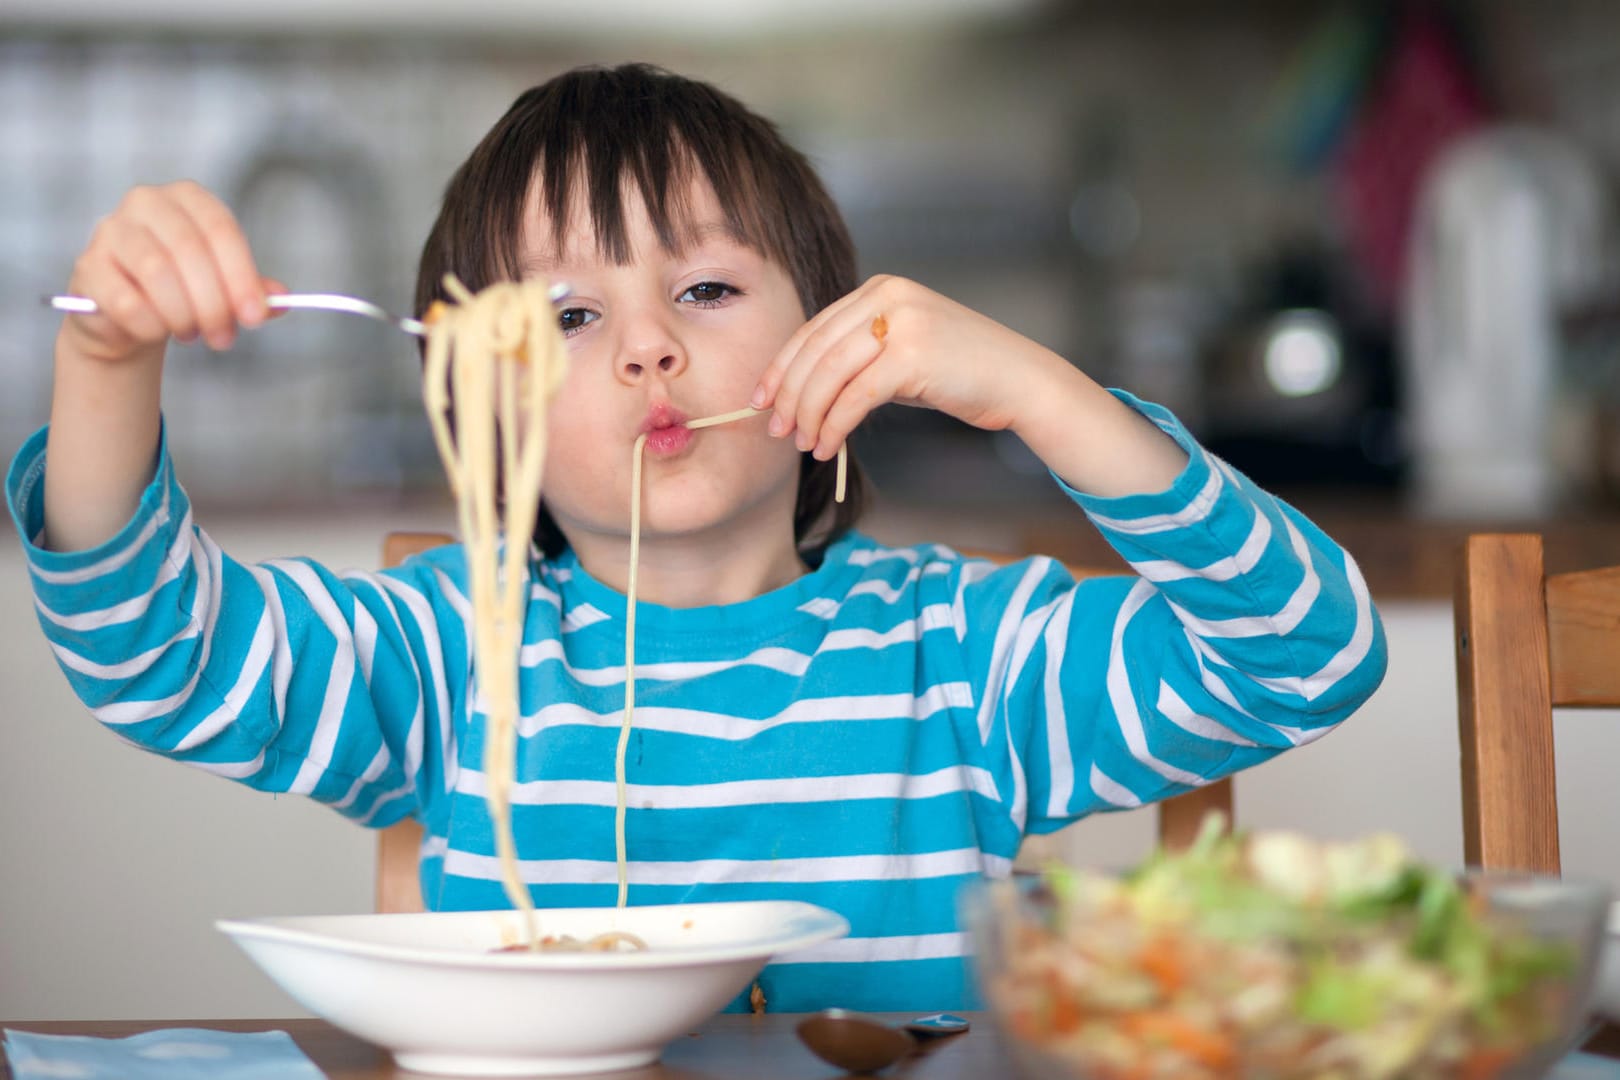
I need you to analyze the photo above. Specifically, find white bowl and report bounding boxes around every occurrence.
[1595,901,1620,1022]
[218,900,847,1076]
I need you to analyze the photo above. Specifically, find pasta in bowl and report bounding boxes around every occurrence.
[218,900,847,1076]
[966,824,1608,1080]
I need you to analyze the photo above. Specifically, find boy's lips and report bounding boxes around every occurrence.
[639,404,693,458]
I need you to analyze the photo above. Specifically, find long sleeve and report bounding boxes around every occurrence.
[6,425,469,829]
[6,398,1387,1014]
[942,392,1386,840]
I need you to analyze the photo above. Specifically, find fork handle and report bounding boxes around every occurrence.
[46,292,425,337]
[47,294,352,314]
[46,283,570,337]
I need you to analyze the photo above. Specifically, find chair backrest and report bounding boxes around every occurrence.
[1454,532,1620,875]
[374,533,452,913]
[373,532,1232,912]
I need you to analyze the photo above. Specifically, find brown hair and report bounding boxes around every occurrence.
[415,63,867,560]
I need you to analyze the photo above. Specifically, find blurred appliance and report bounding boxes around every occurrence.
[1403,125,1611,518]
[1197,244,1404,490]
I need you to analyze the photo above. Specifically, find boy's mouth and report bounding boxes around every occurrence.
[640,404,693,458]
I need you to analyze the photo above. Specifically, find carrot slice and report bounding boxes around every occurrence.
[1459,1046,1518,1080]
[1120,1011,1236,1074]
[1138,937,1185,997]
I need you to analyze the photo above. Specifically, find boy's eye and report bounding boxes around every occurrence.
[558,307,598,336]
[678,281,737,306]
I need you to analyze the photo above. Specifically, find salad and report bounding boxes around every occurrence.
[981,821,1581,1080]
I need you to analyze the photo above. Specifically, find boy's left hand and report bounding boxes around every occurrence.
[752,274,1073,461]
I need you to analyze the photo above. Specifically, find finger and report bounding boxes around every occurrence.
[104,218,201,344]
[136,187,241,350]
[769,297,886,438]
[69,258,167,348]
[815,354,896,459]
[754,304,837,410]
[788,325,886,452]
[753,283,873,410]
[171,181,268,326]
[262,276,291,320]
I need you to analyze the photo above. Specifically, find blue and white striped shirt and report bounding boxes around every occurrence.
[5,395,1386,1012]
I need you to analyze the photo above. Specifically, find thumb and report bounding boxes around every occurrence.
[262,276,290,318]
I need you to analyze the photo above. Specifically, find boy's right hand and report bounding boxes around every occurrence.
[61,180,278,365]
[43,182,280,554]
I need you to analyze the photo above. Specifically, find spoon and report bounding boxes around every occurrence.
[795,1010,969,1074]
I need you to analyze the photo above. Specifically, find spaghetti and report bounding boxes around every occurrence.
[615,433,648,909]
[424,282,850,937]
[492,930,649,953]
[610,410,846,908]
[422,274,568,949]
[682,406,846,502]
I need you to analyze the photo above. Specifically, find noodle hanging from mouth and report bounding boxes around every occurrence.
[615,433,648,909]
[612,411,845,908]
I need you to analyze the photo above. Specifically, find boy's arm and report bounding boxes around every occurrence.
[8,427,466,829]
[946,394,1387,836]
[43,181,272,553]
[44,342,164,553]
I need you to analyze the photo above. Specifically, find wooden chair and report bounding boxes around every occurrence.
[1454,532,1620,875]
[374,532,452,915]
[372,532,1233,912]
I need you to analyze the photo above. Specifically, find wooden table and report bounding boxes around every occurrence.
[5,1015,1619,1078]
[2,1014,996,1079]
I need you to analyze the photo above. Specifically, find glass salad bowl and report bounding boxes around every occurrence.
[965,825,1609,1080]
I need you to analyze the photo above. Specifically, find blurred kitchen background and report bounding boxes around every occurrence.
[6,0,1620,1022]
[6,0,1620,520]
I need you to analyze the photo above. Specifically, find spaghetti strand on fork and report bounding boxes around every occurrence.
[422,275,568,950]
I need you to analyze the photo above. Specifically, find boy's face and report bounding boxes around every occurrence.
[523,175,807,553]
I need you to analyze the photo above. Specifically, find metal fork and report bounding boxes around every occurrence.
[45,282,572,338]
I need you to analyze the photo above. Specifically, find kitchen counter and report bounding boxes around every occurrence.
[150,488,1620,603]
[872,495,1620,601]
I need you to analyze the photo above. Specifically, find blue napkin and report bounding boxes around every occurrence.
[1553,1051,1620,1078]
[3,1027,325,1079]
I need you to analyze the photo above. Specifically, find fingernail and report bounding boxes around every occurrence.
[768,414,785,437]
[795,432,813,452]
[749,386,767,409]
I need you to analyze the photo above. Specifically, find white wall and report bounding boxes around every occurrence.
[0,509,448,1020]
[3,518,1618,1021]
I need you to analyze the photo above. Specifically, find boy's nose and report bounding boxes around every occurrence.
[616,321,688,383]
[619,351,684,380]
